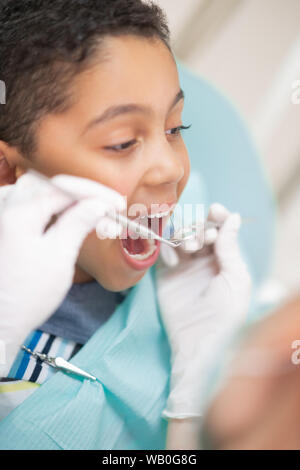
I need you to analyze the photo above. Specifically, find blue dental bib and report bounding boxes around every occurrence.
[0,267,171,450]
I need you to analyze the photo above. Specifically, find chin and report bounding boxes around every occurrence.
[88,267,146,293]
[77,234,153,292]
[96,273,146,292]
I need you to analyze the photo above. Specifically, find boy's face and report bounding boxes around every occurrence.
[8,36,190,291]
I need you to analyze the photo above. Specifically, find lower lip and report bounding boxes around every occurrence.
[119,218,163,271]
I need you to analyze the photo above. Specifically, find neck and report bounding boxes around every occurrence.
[73,265,94,284]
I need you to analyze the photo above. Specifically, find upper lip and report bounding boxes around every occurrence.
[127,201,176,219]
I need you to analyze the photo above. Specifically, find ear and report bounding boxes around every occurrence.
[0,154,17,186]
[0,140,26,185]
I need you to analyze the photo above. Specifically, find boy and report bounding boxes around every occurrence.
[0,0,251,449]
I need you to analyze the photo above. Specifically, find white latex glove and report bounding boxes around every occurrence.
[0,173,126,376]
[156,203,252,419]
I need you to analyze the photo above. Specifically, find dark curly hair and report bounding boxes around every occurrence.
[0,0,171,158]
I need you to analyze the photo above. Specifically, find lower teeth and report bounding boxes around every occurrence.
[124,239,156,260]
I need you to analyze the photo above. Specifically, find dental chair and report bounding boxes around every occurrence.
[176,62,277,321]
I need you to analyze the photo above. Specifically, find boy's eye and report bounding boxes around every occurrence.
[104,139,137,152]
[166,124,192,137]
[104,124,192,152]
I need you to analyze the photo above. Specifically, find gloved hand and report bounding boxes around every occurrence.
[0,172,125,376]
[156,203,252,419]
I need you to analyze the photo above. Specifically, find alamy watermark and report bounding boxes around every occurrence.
[291,339,300,365]
[97,202,206,247]
[0,80,6,104]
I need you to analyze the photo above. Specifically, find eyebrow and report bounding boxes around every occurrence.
[83,88,185,134]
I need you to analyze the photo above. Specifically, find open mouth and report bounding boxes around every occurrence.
[119,209,170,270]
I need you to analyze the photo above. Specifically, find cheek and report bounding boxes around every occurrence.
[77,231,114,271]
[178,147,191,196]
[112,181,135,202]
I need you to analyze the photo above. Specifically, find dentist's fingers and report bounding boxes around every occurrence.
[44,197,122,256]
[203,203,231,248]
[174,226,204,253]
[159,244,180,268]
[181,237,202,252]
[180,225,218,252]
[177,204,230,254]
[160,203,237,262]
[207,203,230,225]
[51,174,126,212]
[214,213,244,273]
[0,173,73,234]
[2,173,127,237]
[204,227,218,245]
[4,172,50,205]
[96,216,123,239]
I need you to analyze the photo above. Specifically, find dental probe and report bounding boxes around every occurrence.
[27,169,182,247]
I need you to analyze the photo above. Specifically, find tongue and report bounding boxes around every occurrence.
[121,217,162,255]
[122,236,148,255]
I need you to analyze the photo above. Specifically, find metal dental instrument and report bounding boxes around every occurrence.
[27,169,252,248]
[22,345,97,381]
[168,217,254,247]
[117,213,185,248]
[28,169,182,248]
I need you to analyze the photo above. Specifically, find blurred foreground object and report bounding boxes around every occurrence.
[201,296,300,450]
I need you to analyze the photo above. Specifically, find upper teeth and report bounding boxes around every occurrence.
[147,210,171,219]
[132,208,172,221]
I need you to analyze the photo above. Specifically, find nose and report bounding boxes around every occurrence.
[142,135,186,188]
